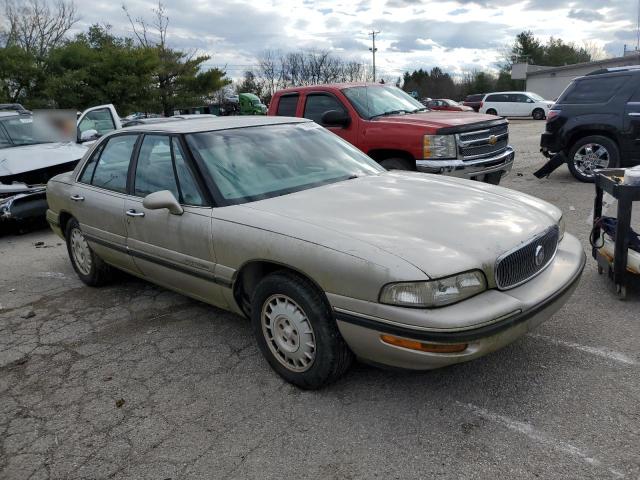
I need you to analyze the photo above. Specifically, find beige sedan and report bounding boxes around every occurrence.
[46,117,585,389]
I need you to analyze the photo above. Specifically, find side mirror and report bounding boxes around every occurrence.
[142,190,184,215]
[79,129,99,142]
[321,110,351,127]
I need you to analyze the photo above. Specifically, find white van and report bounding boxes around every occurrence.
[479,91,554,120]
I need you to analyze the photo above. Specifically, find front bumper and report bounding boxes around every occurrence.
[331,234,585,370]
[415,147,514,180]
[0,183,47,222]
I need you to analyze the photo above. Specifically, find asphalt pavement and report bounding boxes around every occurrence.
[1,119,638,479]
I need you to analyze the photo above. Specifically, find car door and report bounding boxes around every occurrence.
[123,134,227,307]
[302,92,357,145]
[77,104,122,143]
[69,133,141,274]
[624,83,640,164]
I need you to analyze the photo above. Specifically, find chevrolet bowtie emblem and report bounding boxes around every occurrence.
[488,135,498,145]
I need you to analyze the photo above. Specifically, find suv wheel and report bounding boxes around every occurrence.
[65,218,113,286]
[532,108,545,120]
[486,108,497,116]
[567,135,620,182]
[380,157,413,171]
[251,271,353,389]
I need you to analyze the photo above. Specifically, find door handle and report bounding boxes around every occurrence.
[126,209,145,217]
[629,112,640,117]
[70,194,84,202]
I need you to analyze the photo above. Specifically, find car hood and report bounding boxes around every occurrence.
[245,172,560,279]
[373,111,499,130]
[0,142,88,177]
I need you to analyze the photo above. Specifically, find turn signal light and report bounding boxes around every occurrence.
[380,335,468,353]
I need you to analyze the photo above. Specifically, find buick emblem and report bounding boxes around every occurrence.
[534,245,545,266]
[488,135,498,145]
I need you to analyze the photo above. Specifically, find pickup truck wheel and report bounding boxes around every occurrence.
[65,218,113,286]
[486,108,497,116]
[380,157,413,171]
[567,135,620,182]
[532,108,545,120]
[251,271,354,389]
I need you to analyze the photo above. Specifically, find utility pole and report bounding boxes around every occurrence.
[369,30,380,82]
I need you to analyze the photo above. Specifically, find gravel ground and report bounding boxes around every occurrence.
[1,120,638,479]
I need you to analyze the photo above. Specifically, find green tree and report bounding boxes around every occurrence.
[124,2,230,115]
[0,45,40,103]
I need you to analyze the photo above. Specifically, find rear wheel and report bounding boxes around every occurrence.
[486,108,497,116]
[65,218,113,286]
[380,157,413,171]
[532,108,545,120]
[567,135,620,182]
[251,271,353,389]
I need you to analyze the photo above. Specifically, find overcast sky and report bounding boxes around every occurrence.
[75,0,638,79]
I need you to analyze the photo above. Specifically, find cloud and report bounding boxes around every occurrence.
[449,8,469,15]
[567,8,605,22]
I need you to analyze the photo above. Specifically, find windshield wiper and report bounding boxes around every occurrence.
[369,109,414,120]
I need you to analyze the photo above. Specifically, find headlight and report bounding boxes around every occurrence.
[558,215,565,240]
[379,271,487,308]
[423,134,457,159]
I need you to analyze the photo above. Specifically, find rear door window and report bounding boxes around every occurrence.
[486,94,507,102]
[303,94,347,124]
[90,135,137,193]
[276,94,299,116]
[558,76,630,104]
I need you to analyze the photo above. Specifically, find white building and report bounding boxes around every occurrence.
[511,54,640,100]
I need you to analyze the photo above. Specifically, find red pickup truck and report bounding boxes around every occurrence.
[267,83,514,184]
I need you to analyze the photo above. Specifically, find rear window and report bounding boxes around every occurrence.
[276,94,299,116]
[465,94,483,102]
[558,75,630,104]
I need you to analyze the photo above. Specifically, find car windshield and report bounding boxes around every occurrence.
[186,122,384,205]
[0,115,63,148]
[342,85,427,119]
[528,93,545,102]
[444,99,459,106]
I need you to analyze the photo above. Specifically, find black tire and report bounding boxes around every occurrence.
[567,135,620,183]
[532,108,545,120]
[65,218,113,286]
[251,271,354,389]
[380,157,413,171]
[486,108,497,116]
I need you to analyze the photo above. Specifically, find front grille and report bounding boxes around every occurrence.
[457,124,509,160]
[495,226,559,290]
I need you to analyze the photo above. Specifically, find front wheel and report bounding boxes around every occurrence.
[251,272,353,389]
[567,135,620,182]
[65,218,113,286]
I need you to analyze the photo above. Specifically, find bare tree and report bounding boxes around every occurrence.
[3,0,79,58]
[122,0,168,50]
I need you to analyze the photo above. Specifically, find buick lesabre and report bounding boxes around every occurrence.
[46,117,585,388]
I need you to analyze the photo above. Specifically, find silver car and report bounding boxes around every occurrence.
[46,117,586,389]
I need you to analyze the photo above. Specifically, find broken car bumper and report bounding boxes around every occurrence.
[0,183,48,222]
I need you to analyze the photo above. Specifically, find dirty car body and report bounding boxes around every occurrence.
[46,116,585,388]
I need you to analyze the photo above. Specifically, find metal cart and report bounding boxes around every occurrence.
[592,169,640,298]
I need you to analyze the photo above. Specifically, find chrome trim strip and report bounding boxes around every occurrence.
[416,147,514,170]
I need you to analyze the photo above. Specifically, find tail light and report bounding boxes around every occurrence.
[479,102,483,108]
[546,110,560,122]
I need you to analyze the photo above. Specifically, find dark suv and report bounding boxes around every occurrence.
[462,93,484,112]
[539,66,640,182]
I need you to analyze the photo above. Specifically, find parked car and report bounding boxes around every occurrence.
[426,99,474,112]
[267,83,514,185]
[46,117,585,389]
[539,66,640,182]
[1,104,122,222]
[479,92,554,120]
[462,94,484,112]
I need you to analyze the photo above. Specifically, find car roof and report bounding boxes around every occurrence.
[585,65,640,76]
[275,82,391,95]
[0,111,21,118]
[119,115,310,134]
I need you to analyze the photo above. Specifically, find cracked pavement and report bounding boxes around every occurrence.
[1,120,639,479]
